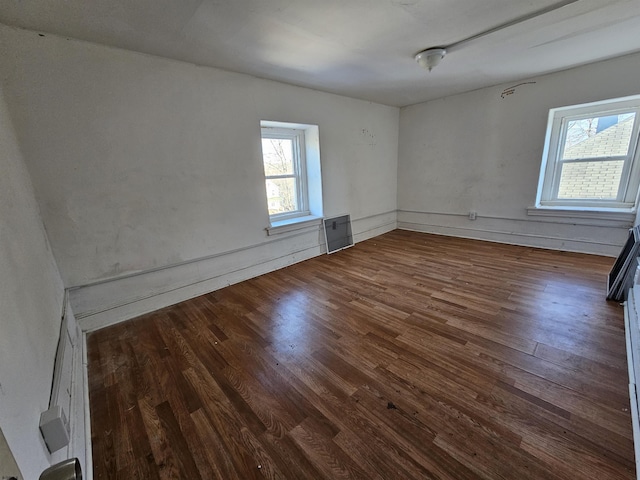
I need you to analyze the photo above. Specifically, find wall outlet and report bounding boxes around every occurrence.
[469,211,477,220]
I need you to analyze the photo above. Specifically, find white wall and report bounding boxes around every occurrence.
[398,52,640,256]
[0,25,399,326]
[0,83,66,480]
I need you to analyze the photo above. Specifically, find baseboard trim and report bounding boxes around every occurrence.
[76,242,323,332]
[397,209,628,257]
[81,331,93,480]
[71,211,396,332]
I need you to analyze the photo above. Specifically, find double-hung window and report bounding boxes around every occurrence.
[535,95,640,212]
[261,127,309,221]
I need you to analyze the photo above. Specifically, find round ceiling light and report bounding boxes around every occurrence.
[415,48,447,72]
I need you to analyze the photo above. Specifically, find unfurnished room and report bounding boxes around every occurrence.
[2,1,640,479]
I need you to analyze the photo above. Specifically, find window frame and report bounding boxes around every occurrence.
[535,95,640,212]
[261,126,310,222]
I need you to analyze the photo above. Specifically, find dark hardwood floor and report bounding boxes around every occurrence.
[88,230,635,479]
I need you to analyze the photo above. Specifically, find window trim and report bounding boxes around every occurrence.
[261,127,310,222]
[535,94,640,212]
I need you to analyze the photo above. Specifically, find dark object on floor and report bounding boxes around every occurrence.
[607,225,640,301]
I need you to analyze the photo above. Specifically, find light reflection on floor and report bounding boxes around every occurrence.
[268,290,313,356]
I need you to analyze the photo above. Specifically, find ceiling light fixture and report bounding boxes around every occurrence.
[413,0,580,73]
[414,48,446,72]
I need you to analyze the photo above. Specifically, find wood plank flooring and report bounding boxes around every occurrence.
[88,230,635,479]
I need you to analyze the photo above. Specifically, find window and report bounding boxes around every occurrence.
[535,95,640,212]
[261,127,308,220]
[260,121,323,228]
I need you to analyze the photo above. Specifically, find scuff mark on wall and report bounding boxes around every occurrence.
[500,81,536,99]
[360,128,376,146]
[391,0,419,6]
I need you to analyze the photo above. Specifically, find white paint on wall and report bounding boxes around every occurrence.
[398,51,640,255]
[0,25,399,295]
[0,83,66,480]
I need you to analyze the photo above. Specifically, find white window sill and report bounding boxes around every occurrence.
[527,206,635,223]
[266,215,322,236]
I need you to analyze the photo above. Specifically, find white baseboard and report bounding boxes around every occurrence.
[45,299,89,478]
[353,211,397,243]
[70,211,396,332]
[80,331,92,480]
[624,287,640,479]
[66,310,89,480]
[397,210,628,257]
